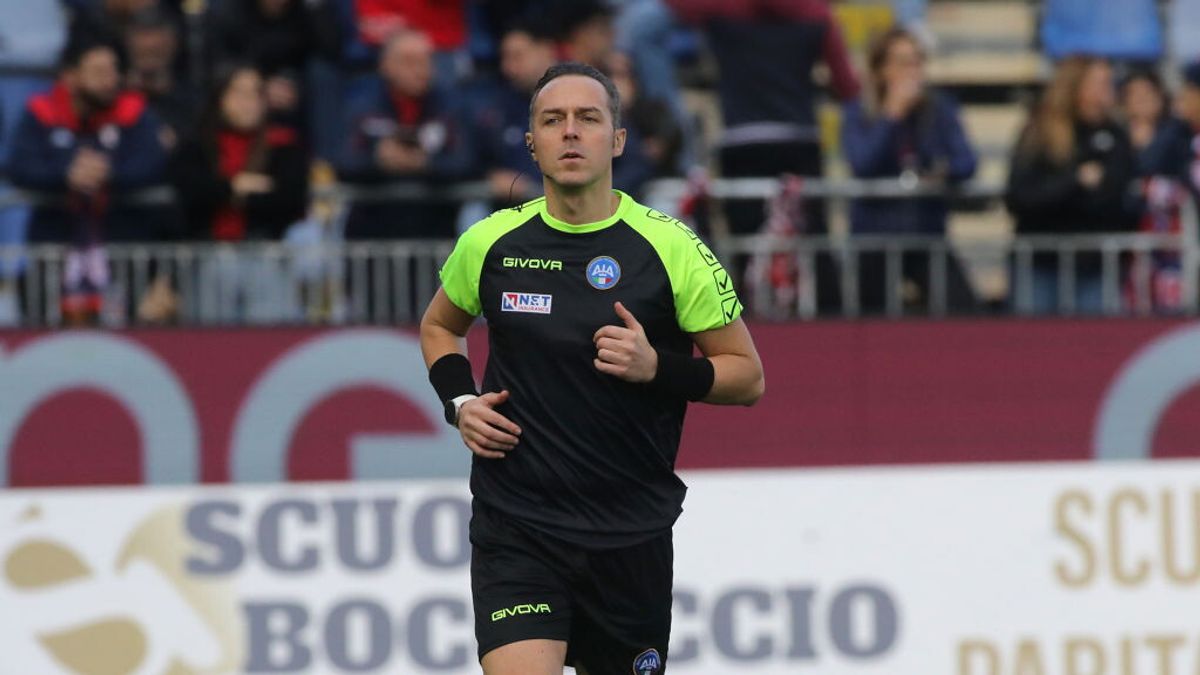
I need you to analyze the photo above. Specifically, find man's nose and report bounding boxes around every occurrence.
[563,117,580,138]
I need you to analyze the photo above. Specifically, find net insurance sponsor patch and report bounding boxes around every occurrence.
[501,291,553,314]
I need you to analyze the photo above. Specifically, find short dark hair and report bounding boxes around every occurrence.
[529,61,621,128]
[59,36,124,73]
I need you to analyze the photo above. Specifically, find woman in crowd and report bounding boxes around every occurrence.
[1006,55,1137,314]
[170,64,309,321]
[841,26,978,314]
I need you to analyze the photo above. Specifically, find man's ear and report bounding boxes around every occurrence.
[525,132,535,158]
[612,127,627,158]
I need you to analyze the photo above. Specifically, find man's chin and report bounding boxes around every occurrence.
[81,92,118,110]
[546,171,598,191]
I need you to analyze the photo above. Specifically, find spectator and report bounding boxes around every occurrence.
[170,64,308,242]
[125,7,199,149]
[1041,0,1162,65]
[169,64,309,323]
[1006,56,1137,315]
[667,0,860,312]
[1125,62,1200,313]
[666,0,859,235]
[607,51,681,196]
[337,29,476,239]
[67,0,164,46]
[549,0,617,68]
[207,0,341,136]
[841,26,978,314]
[354,0,469,83]
[0,0,68,325]
[1119,69,1170,163]
[8,37,169,324]
[472,20,558,206]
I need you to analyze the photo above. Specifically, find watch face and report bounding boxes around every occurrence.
[444,399,458,425]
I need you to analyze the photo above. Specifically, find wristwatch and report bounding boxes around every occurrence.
[444,394,478,427]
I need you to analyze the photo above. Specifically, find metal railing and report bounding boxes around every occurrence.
[0,232,1194,327]
[0,176,1195,326]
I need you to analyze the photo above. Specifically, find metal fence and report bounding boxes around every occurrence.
[0,177,1196,326]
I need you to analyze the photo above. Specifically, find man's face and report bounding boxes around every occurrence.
[71,48,121,109]
[126,27,177,91]
[527,75,625,190]
[500,31,557,93]
[380,33,433,98]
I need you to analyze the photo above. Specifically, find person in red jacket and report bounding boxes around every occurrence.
[170,64,308,242]
[8,37,169,324]
[355,0,469,82]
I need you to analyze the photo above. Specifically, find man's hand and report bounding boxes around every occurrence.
[593,301,658,382]
[67,148,111,194]
[232,172,274,197]
[458,390,522,459]
[376,138,428,173]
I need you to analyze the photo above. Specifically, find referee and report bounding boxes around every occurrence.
[420,62,764,675]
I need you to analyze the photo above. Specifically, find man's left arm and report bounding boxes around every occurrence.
[691,318,764,406]
[593,302,764,406]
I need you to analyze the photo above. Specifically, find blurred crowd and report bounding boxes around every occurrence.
[0,0,1196,325]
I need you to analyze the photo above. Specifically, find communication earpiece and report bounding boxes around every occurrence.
[526,142,535,157]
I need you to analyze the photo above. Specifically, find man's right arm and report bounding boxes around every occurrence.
[420,288,522,458]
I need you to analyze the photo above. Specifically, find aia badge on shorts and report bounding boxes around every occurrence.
[587,256,621,290]
[632,648,662,674]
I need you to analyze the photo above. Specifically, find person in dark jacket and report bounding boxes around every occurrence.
[1006,55,1137,315]
[8,37,169,323]
[469,20,559,207]
[336,28,477,239]
[170,63,308,242]
[207,0,341,135]
[1122,62,1200,312]
[841,26,978,313]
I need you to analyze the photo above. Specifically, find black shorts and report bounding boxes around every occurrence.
[470,500,672,674]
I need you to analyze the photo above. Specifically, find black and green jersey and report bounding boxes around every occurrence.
[439,190,742,547]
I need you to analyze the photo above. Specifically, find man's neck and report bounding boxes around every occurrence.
[543,182,619,225]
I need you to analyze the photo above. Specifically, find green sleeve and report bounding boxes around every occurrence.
[439,204,534,315]
[627,208,743,332]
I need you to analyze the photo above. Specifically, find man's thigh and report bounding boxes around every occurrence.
[472,502,573,661]
[481,638,567,675]
[568,531,673,674]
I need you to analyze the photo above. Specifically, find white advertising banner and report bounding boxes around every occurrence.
[1,461,1197,674]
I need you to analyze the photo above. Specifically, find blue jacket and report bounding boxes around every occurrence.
[336,76,477,183]
[841,92,977,235]
[336,76,477,239]
[469,78,539,179]
[7,82,170,243]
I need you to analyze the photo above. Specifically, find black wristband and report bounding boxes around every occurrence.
[652,349,715,401]
[428,353,478,403]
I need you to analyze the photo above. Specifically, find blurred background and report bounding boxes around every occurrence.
[0,0,1199,673]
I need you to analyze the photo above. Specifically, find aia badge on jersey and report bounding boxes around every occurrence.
[587,256,621,290]
[501,292,553,314]
[632,648,662,674]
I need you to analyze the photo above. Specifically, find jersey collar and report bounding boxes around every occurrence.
[538,190,632,234]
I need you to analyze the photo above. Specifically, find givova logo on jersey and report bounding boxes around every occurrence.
[0,502,242,674]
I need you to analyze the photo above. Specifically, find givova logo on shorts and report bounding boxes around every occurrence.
[633,648,662,674]
[491,603,552,621]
